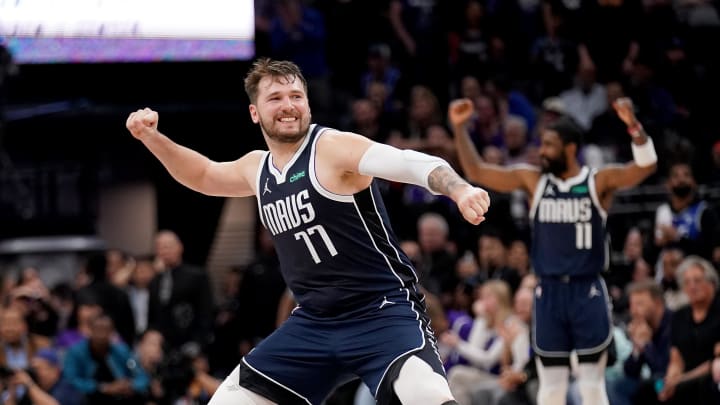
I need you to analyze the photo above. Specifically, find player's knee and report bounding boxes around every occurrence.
[393,355,454,405]
[576,354,609,405]
[535,358,570,405]
[208,385,277,405]
[208,365,277,405]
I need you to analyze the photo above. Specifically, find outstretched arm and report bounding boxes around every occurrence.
[318,130,491,225]
[595,98,657,202]
[126,108,261,197]
[448,99,539,195]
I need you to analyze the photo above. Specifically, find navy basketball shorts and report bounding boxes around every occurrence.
[532,274,613,358]
[238,288,446,405]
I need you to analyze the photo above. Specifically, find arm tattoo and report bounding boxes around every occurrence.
[428,165,468,196]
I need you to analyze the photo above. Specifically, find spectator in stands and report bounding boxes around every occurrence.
[477,231,521,294]
[654,162,720,260]
[269,0,332,123]
[559,62,607,131]
[416,212,458,298]
[442,277,476,372]
[148,230,214,350]
[506,239,531,280]
[54,299,103,353]
[468,93,504,152]
[48,283,75,338]
[359,43,404,115]
[655,247,688,311]
[133,329,164,405]
[63,314,149,405]
[470,285,533,405]
[125,255,155,339]
[485,75,537,136]
[529,6,577,102]
[607,280,671,405]
[0,306,51,373]
[106,248,134,289]
[532,96,566,142]
[7,276,58,338]
[607,226,649,317]
[442,280,519,405]
[343,98,391,144]
[29,348,84,405]
[588,81,633,164]
[77,253,136,347]
[501,116,535,166]
[655,256,720,404]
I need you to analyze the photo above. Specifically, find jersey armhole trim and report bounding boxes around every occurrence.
[309,127,355,203]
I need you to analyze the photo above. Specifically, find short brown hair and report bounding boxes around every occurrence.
[243,58,307,104]
[626,279,664,302]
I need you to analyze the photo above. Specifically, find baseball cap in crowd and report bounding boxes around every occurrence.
[542,97,567,115]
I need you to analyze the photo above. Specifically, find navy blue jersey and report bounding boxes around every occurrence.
[530,167,608,277]
[255,125,418,317]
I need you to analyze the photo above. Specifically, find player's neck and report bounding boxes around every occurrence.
[557,161,581,180]
[267,136,307,171]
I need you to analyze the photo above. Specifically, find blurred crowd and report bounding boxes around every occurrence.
[1,0,720,404]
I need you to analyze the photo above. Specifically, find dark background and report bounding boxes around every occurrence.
[0,60,262,264]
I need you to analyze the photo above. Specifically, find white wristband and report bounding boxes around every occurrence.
[631,137,657,167]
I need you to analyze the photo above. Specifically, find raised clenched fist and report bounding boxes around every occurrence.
[448,98,475,130]
[126,108,159,141]
[612,97,639,129]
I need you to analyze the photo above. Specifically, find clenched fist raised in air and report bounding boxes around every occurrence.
[448,98,475,131]
[126,108,159,141]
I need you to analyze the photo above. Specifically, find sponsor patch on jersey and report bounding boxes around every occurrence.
[289,170,306,183]
[570,185,588,194]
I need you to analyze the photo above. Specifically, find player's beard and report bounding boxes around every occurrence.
[259,113,311,144]
[541,151,568,176]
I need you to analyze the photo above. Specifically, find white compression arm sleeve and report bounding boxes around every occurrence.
[358,143,450,194]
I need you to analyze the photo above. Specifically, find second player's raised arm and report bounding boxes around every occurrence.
[595,98,658,197]
[448,98,538,194]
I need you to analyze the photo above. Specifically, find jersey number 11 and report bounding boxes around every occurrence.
[575,223,592,250]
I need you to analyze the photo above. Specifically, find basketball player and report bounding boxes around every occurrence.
[448,97,657,405]
[126,58,490,405]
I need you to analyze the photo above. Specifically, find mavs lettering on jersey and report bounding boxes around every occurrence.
[537,197,593,249]
[530,167,608,277]
[255,124,418,317]
[261,189,316,236]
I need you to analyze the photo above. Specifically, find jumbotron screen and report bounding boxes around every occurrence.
[0,0,255,63]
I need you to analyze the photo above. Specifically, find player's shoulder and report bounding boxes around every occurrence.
[244,149,269,159]
[316,127,361,142]
[596,163,625,174]
[508,163,542,190]
[229,150,268,182]
[508,163,542,179]
[315,128,374,153]
[508,163,541,172]
[239,150,269,166]
[593,163,623,190]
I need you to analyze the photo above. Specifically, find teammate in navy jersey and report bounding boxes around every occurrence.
[126,58,490,405]
[448,97,657,405]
